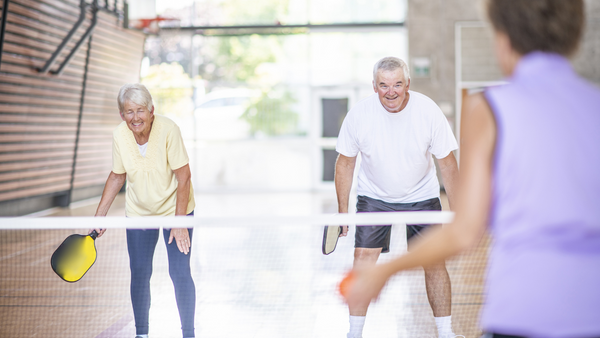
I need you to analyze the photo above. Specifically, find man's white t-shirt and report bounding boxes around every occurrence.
[336,91,458,203]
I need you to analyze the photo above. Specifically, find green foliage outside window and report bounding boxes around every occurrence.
[144,0,302,136]
[203,34,301,137]
[141,62,194,118]
[241,90,301,137]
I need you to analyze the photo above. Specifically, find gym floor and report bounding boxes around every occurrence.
[0,191,488,338]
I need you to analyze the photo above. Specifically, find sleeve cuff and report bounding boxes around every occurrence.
[170,161,189,171]
[433,147,457,160]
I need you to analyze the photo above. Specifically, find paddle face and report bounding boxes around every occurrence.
[322,225,341,255]
[51,232,97,283]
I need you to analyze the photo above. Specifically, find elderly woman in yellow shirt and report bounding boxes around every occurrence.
[92,83,196,338]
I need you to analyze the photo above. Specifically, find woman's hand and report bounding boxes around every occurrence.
[345,264,393,307]
[168,228,191,255]
[88,229,106,238]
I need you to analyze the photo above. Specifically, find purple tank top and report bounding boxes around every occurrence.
[481,52,600,337]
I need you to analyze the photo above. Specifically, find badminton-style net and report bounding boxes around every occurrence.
[0,207,489,338]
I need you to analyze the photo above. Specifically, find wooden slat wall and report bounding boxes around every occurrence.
[0,0,145,215]
[71,10,144,194]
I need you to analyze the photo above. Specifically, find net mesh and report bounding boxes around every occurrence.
[0,193,489,338]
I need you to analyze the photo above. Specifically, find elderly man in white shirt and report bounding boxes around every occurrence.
[335,56,460,338]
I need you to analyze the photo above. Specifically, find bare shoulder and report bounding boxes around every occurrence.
[463,92,491,116]
[461,92,496,149]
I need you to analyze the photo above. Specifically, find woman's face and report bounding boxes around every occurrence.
[121,101,154,137]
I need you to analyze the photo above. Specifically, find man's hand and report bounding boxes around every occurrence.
[340,225,349,237]
[168,228,191,255]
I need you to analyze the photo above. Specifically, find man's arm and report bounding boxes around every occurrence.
[437,152,459,209]
[335,154,357,236]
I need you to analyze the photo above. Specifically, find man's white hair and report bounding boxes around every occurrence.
[373,56,410,83]
[117,83,154,113]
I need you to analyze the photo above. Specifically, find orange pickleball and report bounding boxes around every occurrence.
[338,271,356,299]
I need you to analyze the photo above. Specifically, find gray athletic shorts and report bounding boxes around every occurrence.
[355,195,442,253]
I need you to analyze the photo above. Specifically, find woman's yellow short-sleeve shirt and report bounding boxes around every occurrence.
[112,114,195,217]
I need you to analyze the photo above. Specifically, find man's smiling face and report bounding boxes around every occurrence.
[373,68,410,113]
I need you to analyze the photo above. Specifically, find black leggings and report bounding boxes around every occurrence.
[126,226,196,337]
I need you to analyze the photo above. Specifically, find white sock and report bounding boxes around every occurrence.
[435,315,454,337]
[135,335,148,338]
[347,315,366,338]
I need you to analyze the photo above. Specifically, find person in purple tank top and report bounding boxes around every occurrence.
[342,1,600,338]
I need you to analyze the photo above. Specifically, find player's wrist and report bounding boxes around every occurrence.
[382,259,404,277]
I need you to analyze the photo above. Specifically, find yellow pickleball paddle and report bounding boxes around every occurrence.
[51,230,98,282]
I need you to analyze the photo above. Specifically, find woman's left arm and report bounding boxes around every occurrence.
[173,164,191,216]
[169,164,192,254]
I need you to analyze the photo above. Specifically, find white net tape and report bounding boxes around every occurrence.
[3,211,455,229]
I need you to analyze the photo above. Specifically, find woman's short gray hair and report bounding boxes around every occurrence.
[373,57,411,83]
[117,83,154,112]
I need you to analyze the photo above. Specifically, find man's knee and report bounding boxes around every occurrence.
[353,247,382,267]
